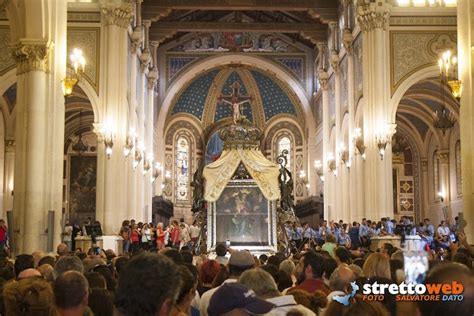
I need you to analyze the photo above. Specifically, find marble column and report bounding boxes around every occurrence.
[457,0,474,241]
[357,1,394,221]
[8,0,67,253]
[145,42,159,223]
[344,29,359,221]
[97,1,133,234]
[437,150,452,219]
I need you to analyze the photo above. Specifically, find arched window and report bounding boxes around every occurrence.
[433,150,440,200]
[277,136,292,169]
[455,141,462,195]
[176,137,189,201]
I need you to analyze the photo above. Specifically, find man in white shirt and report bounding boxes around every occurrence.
[63,220,73,251]
[200,250,255,316]
[437,220,451,248]
[189,221,201,246]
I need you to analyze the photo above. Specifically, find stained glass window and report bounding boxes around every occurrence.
[176,137,189,201]
[455,141,462,195]
[278,136,292,169]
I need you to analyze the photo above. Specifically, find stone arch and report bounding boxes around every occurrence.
[389,65,440,123]
[156,54,314,150]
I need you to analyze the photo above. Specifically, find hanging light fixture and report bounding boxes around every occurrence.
[434,50,457,135]
[72,110,88,155]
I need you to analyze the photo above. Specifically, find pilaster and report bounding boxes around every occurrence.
[358,0,394,220]
[457,0,474,241]
[97,0,133,234]
[9,0,67,253]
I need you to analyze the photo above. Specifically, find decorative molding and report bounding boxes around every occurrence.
[390,31,457,94]
[389,16,457,27]
[67,11,102,23]
[67,27,101,93]
[101,2,133,28]
[0,26,15,76]
[11,40,51,75]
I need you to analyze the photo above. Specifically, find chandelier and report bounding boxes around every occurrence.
[433,50,457,134]
[72,110,88,155]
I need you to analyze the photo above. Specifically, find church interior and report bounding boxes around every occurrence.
[0,0,472,256]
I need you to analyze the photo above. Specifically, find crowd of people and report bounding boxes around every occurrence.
[118,218,201,253]
[285,216,464,253]
[0,214,469,316]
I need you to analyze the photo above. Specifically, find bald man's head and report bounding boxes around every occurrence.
[329,264,356,292]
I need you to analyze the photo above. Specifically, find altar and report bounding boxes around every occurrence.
[370,235,423,252]
[202,121,280,253]
[75,235,124,255]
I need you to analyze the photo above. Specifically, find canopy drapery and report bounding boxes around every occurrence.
[203,149,280,202]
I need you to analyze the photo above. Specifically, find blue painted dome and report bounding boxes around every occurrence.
[170,67,299,123]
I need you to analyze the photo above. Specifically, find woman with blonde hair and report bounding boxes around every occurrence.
[362,252,391,279]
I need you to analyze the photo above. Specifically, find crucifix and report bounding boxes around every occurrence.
[217,81,253,124]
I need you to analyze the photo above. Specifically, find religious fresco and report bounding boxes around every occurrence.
[170,32,300,53]
[69,155,97,222]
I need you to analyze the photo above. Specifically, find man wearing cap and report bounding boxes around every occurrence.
[208,283,275,316]
[200,250,256,316]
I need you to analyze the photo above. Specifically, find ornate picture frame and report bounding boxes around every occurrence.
[207,179,277,253]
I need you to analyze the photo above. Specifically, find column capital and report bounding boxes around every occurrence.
[147,66,159,90]
[421,158,428,172]
[437,150,450,164]
[330,54,340,73]
[11,39,51,75]
[101,1,133,28]
[5,139,15,152]
[318,70,329,90]
[342,29,353,55]
[356,2,390,32]
[131,26,143,53]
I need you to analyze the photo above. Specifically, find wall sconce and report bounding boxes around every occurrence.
[298,170,310,190]
[375,124,395,160]
[123,128,137,157]
[102,123,114,160]
[314,160,325,182]
[143,154,152,175]
[133,149,143,169]
[151,162,162,183]
[439,49,462,101]
[353,128,366,160]
[327,152,337,176]
[63,48,86,96]
[339,143,351,168]
[437,191,445,202]
[376,134,389,160]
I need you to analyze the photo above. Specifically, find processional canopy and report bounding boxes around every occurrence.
[203,118,281,202]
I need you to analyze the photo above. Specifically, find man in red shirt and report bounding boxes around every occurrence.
[0,219,8,251]
[291,251,330,295]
